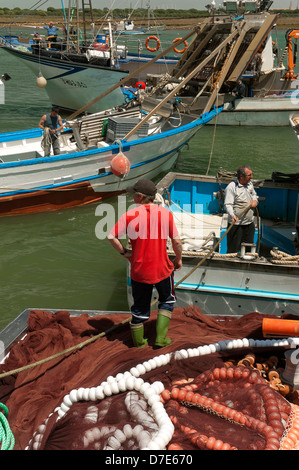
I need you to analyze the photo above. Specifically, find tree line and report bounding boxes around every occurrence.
[0,7,207,18]
[0,6,297,18]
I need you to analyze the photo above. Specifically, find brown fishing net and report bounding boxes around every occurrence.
[1,307,299,450]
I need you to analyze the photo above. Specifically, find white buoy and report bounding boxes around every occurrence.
[36,72,47,88]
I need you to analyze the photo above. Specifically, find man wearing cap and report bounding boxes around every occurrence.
[108,179,182,348]
[44,21,59,42]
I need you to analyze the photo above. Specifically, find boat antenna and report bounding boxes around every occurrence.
[60,0,67,23]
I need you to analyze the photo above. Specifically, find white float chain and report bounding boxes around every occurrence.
[26,336,299,450]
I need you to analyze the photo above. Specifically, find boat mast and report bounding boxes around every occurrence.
[147,1,150,29]
[76,0,80,52]
[66,0,72,52]
[81,0,94,44]
[108,19,115,67]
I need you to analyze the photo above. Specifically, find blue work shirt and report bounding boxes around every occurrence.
[44,26,59,36]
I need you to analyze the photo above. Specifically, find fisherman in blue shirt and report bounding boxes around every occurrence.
[44,21,59,42]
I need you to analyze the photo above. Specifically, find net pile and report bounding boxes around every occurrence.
[1,306,299,450]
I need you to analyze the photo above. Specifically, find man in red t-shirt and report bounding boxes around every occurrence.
[108,179,182,348]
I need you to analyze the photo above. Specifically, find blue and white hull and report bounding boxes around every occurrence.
[0,108,221,215]
[1,46,127,113]
[0,41,176,113]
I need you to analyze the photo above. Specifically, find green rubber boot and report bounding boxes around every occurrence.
[130,322,148,348]
[155,310,172,348]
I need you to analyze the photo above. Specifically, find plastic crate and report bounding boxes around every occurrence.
[106,117,149,141]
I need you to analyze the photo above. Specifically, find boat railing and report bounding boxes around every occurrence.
[250,88,297,97]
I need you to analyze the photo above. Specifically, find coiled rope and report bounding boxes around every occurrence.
[270,249,299,265]
[40,127,52,152]
[0,403,14,450]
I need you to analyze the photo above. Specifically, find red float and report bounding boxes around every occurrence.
[135,81,146,89]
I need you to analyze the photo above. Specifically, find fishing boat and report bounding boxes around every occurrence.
[2,305,299,450]
[0,92,222,216]
[3,2,299,124]
[125,1,299,127]
[108,19,165,36]
[0,35,178,114]
[0,8,236,218]
[159,3,299,127]
[127,170,299,317]
[109,7,166,36]
[0,1,176,113]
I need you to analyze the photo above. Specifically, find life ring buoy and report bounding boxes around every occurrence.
[145,36,160,52]
[173,37,188,54]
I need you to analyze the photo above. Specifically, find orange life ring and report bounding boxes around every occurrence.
[145,35,160,52]
[173,37,188,54]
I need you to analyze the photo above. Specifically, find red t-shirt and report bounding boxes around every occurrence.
[110,204,179,284]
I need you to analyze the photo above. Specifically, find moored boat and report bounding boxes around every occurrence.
[143,4,299,126]
[0,1,177,114]
[213,92,299,127]
[0,102,221,216]
[0,31,178,114]
[3,2,299,124]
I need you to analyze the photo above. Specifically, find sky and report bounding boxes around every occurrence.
[0,1,290,11]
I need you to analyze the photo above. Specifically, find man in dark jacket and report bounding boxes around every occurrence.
[231,79,246,109]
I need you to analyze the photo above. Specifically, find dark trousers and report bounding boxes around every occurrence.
[227,222,255,253]
[231,94,243,109]
[44,132,60,157]
[131,273,175,324]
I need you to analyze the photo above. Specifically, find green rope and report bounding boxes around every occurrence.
[0,403,15,450]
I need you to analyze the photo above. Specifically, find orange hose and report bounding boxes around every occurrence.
[262,318,299,338]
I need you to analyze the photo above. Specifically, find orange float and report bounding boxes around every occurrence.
[110,153,130,177]
[173,37,188,54]
[145,35,160,52]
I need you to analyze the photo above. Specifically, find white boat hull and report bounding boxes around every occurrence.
[6,48,127,113]
[209,96,299,126]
